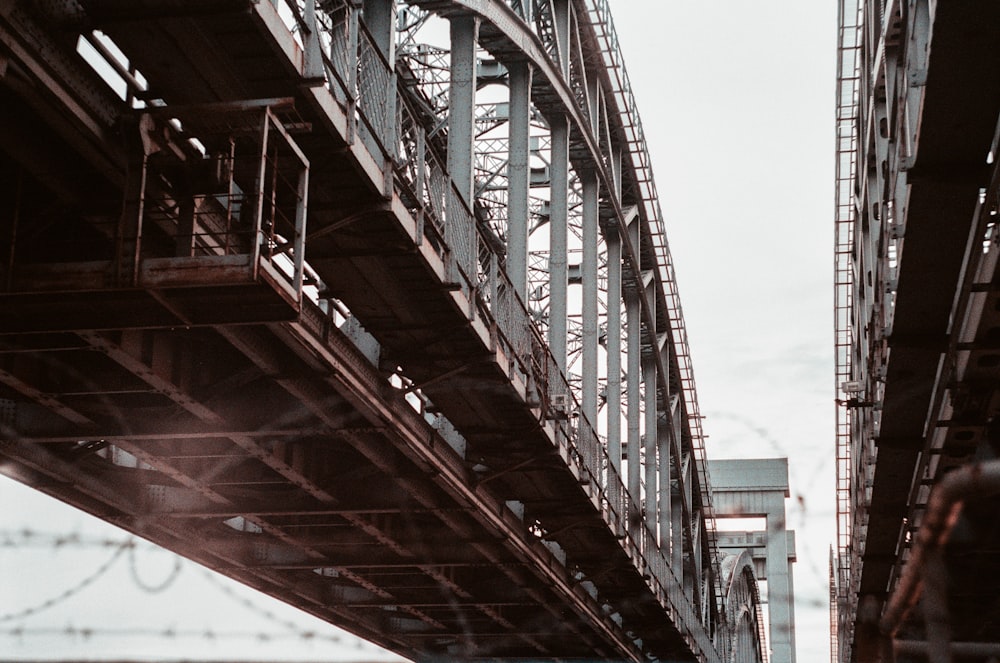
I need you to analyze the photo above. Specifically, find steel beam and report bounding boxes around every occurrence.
[581,170,599,430]
[548,115,569,374]
[642,356,656,526]
[606,228,622,474]
[506,61,532,298]
[553,0,570,78]
[657,414,671,551]
[626,284,641,521]
[446,14,479,206]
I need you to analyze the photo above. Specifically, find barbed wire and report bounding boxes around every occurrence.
[0,529,156,549]
[0,540,130,623]
[0,530,387,653]
[0,624,373,648]
[197,567,310,635]
[129,541,183,594]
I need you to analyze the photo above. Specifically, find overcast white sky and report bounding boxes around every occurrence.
[2,2,837,661]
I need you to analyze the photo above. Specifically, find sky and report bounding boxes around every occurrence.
[1,1,837,661]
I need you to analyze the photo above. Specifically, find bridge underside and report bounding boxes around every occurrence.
[0,1,715,660]
[839,0,1000,656]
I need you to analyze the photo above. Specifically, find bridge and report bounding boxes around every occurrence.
[834,0,1000,660]
[0,1,773,661]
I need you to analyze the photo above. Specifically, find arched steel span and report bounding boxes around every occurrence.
[0,0,747,661]
[402,0,722,617]
[408,0,710,493]
[720,551,766,663]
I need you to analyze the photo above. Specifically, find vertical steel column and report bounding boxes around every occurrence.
[446,15,478,280]
[671,397,684,570]
[581,171,599,430]
[548,117,569,375]
[302,0,324,81]
[606,229,622,474]
[518,0,532,23]
[642,357,657,525]
[507,61,532,299]
[548,0,570,376]
[767,498,794,663]
[611,147,623,204]
[446,15,478,205]
[581,17,603,447]
[626,286,641,520]
[362,0,397,159]
[362,0,394,57]
[553,0,570,78]
[658,411,672,549]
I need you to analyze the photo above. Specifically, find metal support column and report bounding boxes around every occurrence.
[671,397,685,570]
[606,229,622,474]
[643,356,657,525]
[507,61,532,299]
[657,414,671,548]
[446,15,478,205]
[553,0,570,78]
[611,146,622,203]
[626,283,641,522]
[446,14,478,279]
[767,495,794,663]
[548,116,569,375]
[581,171,599,430]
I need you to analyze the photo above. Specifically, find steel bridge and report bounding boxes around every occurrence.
[0,1,768,661]
[834,0,1000,660]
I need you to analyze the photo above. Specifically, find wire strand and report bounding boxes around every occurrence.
[0,540,130,623]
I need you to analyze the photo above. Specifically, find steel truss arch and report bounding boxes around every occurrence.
[404,0,723,626]
[720,550,767,663]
